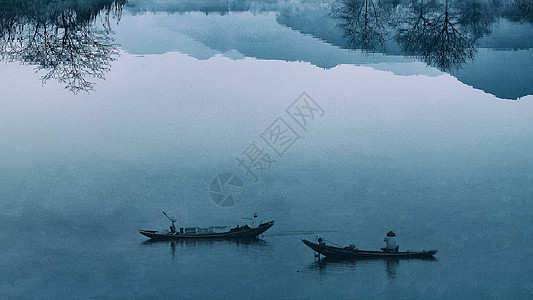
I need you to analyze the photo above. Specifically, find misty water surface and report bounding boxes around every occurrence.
[1,0,532,299]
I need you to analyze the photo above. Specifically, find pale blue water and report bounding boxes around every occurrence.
[1,0,533,299]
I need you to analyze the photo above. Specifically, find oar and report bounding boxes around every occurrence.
[324,239,344,248]
[162,211,172,221]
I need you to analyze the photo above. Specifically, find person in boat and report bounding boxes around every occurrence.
[251,213,260,227]
[381,231,399,252]
[163,211,178,235]
[169,218,177,235]
[243,213,260,228]
[318,238,326,246]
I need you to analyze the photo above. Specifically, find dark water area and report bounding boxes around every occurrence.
[1,158,532,298]
[1,0,533,299]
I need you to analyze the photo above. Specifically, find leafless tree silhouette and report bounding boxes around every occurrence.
[330,0,527,70]
[458,0,494,39]
[0,0,127,94]
[513,0,533,22]
[514,0,533,15]
[396,0,476,71]
[331,0,387,53]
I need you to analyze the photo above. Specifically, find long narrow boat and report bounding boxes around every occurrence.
[302,239,437,259]
[140,221,274,240]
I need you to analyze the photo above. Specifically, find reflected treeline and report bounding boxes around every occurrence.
[515,0,533,13]
[330,0,388,53]
[0,0,127,93]
[331,0,532,71]
[514,0,533,22]
[126,0,281,15]
[395,0,479,71]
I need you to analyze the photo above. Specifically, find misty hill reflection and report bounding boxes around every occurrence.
[2,0,532,96]
[126,0,533,69]
[0,0,127,93]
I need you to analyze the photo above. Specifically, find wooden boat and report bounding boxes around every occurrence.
[140,221,274,240]
[302,239,437,259]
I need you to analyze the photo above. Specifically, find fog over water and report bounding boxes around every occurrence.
[1,0,533,299]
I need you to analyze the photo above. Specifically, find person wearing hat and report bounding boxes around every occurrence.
[243,213,260,228]
[382,231,399,252]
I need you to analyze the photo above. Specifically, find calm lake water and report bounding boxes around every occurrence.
[1,0,533,299]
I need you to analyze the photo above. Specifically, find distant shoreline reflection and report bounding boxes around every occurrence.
[331,0,532,71]
[0,0,128,94]
[1,0,532,94]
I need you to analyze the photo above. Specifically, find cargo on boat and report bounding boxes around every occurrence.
[140,211,274,240]
[140,221,274,239]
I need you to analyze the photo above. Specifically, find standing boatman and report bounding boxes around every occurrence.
[243,212,260,228]
[163,211,178,235]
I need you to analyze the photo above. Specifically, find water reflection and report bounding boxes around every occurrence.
[0,0,127,93]
[396,0,477,71]
[513,0,533,21]
[331,0,531,71]
[308,256,437,281]
[126,0,280,15]
[331,0,387,53]
[141,238,271,260]
[2,0,532,96]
